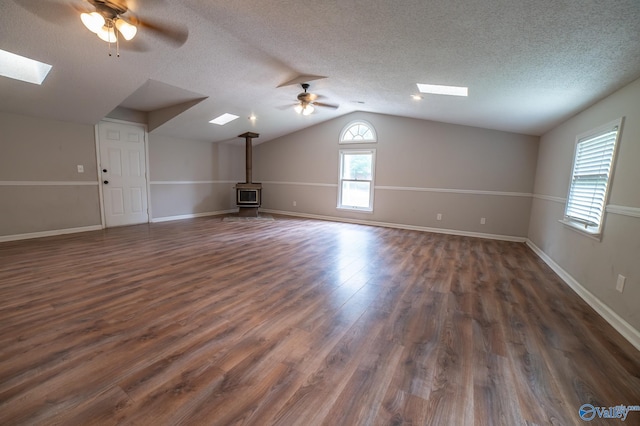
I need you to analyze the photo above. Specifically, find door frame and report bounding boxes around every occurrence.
[95,118,152,228]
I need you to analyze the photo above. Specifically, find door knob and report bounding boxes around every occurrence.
[103,180,109,184]
[103,169,107,173]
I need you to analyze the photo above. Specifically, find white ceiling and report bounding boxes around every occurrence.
[1,0,639,144]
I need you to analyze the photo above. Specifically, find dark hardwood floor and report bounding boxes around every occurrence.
[0,215,638,425]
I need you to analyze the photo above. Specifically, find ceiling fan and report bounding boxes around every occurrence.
[294,83,339,115]
[78,0,188,54]
[15,0,188,55]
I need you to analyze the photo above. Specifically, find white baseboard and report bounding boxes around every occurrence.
[526,240,640,351]
[0,210,238,242]
[0,225,103,243]
[261,209,527,242]
[151,209,237,223]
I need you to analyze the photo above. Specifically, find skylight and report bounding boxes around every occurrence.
[209,113,239,125]
[0,49,52,85]
[417,83,468,97]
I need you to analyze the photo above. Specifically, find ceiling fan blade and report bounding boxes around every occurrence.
[276,103,298,110]
[128,15,189,47]
[101,0,129,12]
[13,0,81,25]
[117,37,151,52]
[126,0,166,13]
[312,101,339,109]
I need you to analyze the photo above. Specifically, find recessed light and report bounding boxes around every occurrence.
[0,49,52,85]
[417,83,468,97]
[248,114,257,121]
[411,94,423,100]
[209,113,239,125]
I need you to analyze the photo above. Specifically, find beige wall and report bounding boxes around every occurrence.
[529,77,640,332]
[148,134,244,220]
[0,112,101,236]
[254,112,539,238]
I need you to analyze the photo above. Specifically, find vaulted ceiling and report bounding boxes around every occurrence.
[1,0,640,144]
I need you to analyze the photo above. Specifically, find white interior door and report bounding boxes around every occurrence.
[98,121,149,227]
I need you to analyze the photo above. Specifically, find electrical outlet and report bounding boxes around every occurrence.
[293,201,297,207]
[77,165,84,173]
[436,213,442,221]
[480,217,486,225]
[616,274,626,293]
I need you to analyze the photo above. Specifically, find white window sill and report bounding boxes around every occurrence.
[558,219,602,241]
[337,206,374,214]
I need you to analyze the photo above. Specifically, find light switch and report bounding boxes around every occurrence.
[77,165,84,173]
[616,275,626,293]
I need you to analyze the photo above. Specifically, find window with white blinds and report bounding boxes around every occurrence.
[563,118,622,237]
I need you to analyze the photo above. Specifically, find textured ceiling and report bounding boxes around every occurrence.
[1,0,639,144]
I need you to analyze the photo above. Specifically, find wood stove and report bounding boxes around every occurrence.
[236,132,262,217]
[236,186,260,206]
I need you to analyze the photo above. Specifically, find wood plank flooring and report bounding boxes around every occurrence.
[0,215,638,425]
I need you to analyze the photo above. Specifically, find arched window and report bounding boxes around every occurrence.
[337,120,377,211]
[339,120,377,144]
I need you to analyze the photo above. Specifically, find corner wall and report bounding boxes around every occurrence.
[254,112,539,239]
[528,77,640,339]
[148,134,244,221]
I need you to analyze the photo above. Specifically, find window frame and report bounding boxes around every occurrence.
[560,117,623,240]
[337,148,376,212]
[339,120,377,144]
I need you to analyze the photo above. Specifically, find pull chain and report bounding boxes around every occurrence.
[116,21,120,57]
[106,19,120,57]
[107,20,112,56]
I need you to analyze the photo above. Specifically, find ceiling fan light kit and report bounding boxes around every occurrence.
[295,103,314,115]
[81,15,137,41]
